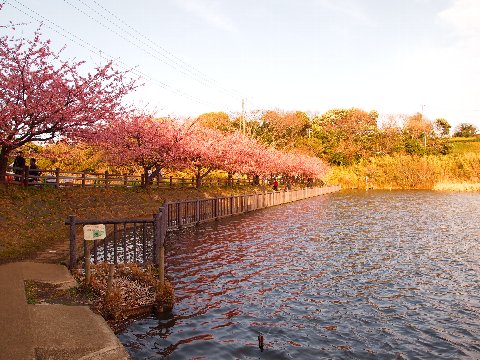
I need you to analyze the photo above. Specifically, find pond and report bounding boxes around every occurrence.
[118,190,480,359]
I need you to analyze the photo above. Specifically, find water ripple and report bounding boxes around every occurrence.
[118,190,480,359]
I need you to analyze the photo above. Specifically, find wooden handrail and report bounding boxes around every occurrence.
[65,185,340,270]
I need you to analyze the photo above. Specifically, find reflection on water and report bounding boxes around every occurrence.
[118,190,480,359]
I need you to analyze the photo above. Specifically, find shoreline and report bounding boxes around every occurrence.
[432,182,480,192]
[330,182,480,192]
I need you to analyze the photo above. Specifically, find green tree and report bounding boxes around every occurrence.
[314,108,378,133]
[453,123,477,137]
[253,110,311,149]
[311,108,379,165]
[434,118,451,137]
[403,113,433,138]
[197,112,234,132]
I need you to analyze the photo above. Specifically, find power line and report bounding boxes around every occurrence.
[4,0,219,108]
[66,0,245,109]
[64,0,213,90]
[65,0,242,100]
[89,0,242,99]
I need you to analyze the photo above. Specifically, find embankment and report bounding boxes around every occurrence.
[0,185,268,263]
[325,153,480,191]
[0,184,337,263]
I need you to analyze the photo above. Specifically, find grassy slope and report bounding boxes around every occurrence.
[0,185,264,263]
[325,137,480,190]
[449,137,480,154]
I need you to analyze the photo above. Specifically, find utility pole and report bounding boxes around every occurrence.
[241,98,245,134]
[421,104,426,148]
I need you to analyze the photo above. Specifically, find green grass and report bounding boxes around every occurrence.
[449,137,480,154]
[448,136,480,142]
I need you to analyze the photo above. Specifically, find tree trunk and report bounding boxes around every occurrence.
[195,166,213,188]
[143,167,151,188]
[148,166,162,186]
[0,149,10,184]
[195,167,202,188]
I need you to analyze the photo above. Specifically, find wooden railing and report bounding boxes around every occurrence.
[6,166,255,188]
[66,185,340,270]
[66,212,167,270]
[164,186,340,229]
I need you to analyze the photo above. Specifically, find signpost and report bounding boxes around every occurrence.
[83,224,106,241]
[83,224,106,284]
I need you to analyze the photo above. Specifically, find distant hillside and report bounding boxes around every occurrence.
[449,137,480,154]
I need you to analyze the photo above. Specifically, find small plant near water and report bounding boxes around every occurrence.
[102,286,123,320]
[73,262,175,330]
[155,280,175,314]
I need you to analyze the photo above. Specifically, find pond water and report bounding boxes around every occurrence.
[118,190,480,359]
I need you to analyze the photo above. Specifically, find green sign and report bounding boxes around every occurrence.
[83,224,106,241]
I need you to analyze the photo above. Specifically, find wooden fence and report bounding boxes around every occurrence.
[66,185,340,271]
[6,165,255,189]
[164,186,340,229]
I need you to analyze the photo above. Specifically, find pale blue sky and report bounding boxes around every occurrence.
[2,0,479,130]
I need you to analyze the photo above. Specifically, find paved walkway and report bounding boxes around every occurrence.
[0,262,130,360]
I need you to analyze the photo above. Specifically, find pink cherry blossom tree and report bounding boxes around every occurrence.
[180,125,229,187]
[181,125,329,186]
[89,114,185,187]
[0,27,136,182]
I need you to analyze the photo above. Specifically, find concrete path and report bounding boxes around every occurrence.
[0,262,130,360]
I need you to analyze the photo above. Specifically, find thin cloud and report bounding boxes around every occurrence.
[438,0,480,39]
[172,0,238,33]
[314,0,373,26]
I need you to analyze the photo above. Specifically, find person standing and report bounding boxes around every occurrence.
[273,178,279,191]
[13,151,26,182]
[29,158,41,182]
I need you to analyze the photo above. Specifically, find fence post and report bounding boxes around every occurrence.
[113,224,118,264]
[81,171,86,187]
[159,206,166,288]
[124,174,128,187]
[214,197,218,219]
[159,244,165,289]
[162,204,168,238]
[176,202,182,228]
[105,170,109,188]
[170,176,173,188]
[106,264,114,296]
[23,165,29,187]
[55,168,60,188]
[153,210,162,266]
[68,215,77,269]
[195,200,200,223]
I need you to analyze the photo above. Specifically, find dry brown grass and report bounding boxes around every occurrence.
[432,182,480,192]
[74,263,173,321]
[0,184,264,263]
[155,280,175,313]
[325,153,480,190]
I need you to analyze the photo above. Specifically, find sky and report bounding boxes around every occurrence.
[1,0,479,130]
